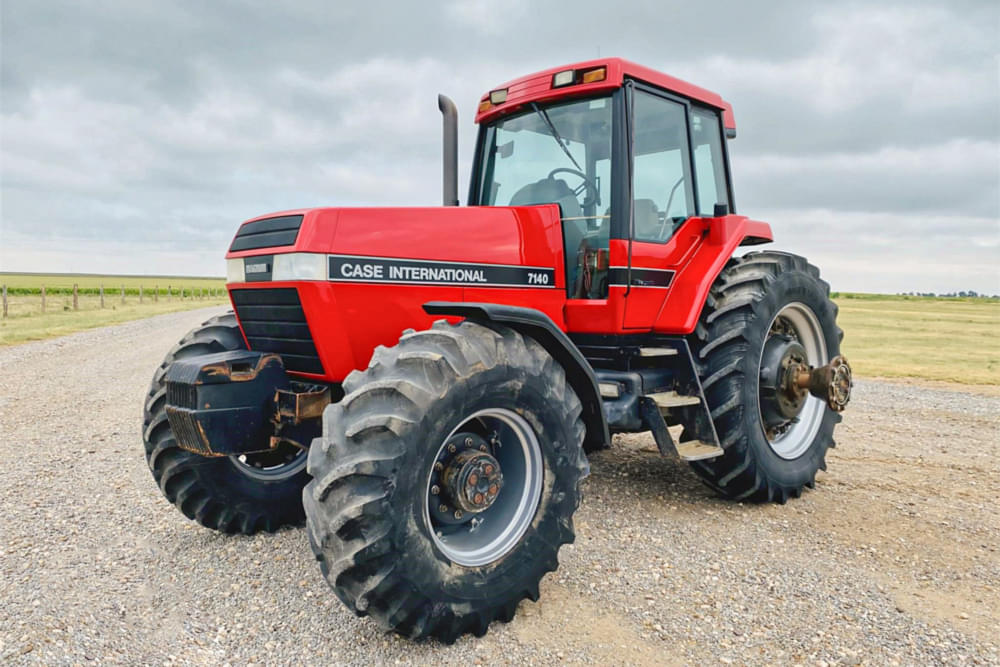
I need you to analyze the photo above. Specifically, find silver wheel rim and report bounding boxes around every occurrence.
[425,408,543,567]
[229,444,307,481]
[758,302,828,460]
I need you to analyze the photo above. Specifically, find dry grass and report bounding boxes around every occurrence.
[1,291,227,346]
[835,296,999,385]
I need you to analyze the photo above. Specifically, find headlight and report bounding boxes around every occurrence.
[226,258,245,283]
[272,253,327,281]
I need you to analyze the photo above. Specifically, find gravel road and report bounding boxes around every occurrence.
[1,307,998,665]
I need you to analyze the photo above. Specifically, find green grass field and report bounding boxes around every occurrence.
[2,274,997,386]
[1,273,228,345]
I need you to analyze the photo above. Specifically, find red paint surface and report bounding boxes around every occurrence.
[475,58,735,131]
[226,206,770,382]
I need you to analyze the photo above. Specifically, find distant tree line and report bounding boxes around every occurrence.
[897,291,1000,299]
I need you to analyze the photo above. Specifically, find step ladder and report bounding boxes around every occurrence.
[639,392,725,462]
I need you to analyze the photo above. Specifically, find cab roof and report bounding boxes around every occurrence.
[475,57,735,132]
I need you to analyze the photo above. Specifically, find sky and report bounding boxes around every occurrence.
[1,0,998,294]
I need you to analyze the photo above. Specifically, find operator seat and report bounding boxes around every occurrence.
[632,199,661,240]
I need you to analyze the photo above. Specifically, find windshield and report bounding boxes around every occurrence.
[476,95,614,298]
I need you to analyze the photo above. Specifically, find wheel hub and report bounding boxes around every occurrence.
[428,432,505,524]
[759,336,810,428]
[442,448,504,513]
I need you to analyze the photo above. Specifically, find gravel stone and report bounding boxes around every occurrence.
[0,307,997,664]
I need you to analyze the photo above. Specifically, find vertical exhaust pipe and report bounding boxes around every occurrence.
[438,94,459,206]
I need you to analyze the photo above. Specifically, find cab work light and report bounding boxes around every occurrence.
[552,70,575,87]
[552,66,607,89]
[489,88,507,104]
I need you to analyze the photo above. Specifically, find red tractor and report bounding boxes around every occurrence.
[142,58,852,642]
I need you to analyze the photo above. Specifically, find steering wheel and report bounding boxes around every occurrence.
[547,167,599,207]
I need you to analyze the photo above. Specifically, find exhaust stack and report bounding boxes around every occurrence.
[438,94,459,206]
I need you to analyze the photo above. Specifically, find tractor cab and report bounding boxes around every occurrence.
[468,59,737,307]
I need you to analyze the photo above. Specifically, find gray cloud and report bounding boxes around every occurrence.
[1,0,998,293]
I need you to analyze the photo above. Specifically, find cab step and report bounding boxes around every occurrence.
[638,347,678,357]
[648,391,702,409]
[675,440,725,461]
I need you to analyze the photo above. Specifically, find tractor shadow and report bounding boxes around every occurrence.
[583,432,731,510]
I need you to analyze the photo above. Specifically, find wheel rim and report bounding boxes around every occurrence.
[229,442,308,481]
[758,302,828,460]
[424,408,543,567]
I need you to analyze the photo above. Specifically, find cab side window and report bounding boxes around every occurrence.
[630,90,695,243]
[690,108,730,215]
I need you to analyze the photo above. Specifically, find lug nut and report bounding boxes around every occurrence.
[448,444,457,453]
[438,504,449,513]
[464,437,474,447]
[434,462,444,472]
[468,473,478,485]
[488,484,498,495]
[430,485,440,495]
[484,464,494,475]
[474,493,484,504]
[454,510,464,519]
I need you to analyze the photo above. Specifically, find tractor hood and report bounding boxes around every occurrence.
[225,206,567,289]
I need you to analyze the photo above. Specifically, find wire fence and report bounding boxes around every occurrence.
[2,283,227,319]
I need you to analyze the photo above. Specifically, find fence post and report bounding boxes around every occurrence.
[121,284,125,305]
[2,284,6,319]
[155,284,159,303]
[168,285,172,301]
[100,284,105,309]
[73,284,79,310]
[41,286,46,313]
[140,285,144,303]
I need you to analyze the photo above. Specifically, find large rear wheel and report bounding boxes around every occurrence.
[686,252,846,502]
[304,320,588,642]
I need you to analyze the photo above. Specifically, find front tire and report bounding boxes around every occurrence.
[687,252,844,503]
[141,312,309,534]
[304,320,588,642]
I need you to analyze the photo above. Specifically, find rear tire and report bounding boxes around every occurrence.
[141,312,309,534]
[687,252,843,503]
[304,320,588,642]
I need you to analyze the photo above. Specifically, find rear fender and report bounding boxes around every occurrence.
[655,215,772,334]
[423,302,610,452]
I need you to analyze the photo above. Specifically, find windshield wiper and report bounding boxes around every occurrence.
[531,103,583,173]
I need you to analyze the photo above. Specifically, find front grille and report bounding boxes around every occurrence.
[230,288,325,375]
[166,381,198,409]
[229,215,303,252]
[166,408,214,456]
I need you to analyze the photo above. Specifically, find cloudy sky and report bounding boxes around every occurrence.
[1,0,997,294]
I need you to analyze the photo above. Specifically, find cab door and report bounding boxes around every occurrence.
[621,86,733,330]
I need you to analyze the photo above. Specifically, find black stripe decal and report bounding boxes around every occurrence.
[328,255,556,288]
[608,266,675,288]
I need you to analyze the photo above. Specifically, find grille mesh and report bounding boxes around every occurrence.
[166,381,198,409]
[230,288,324,375]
